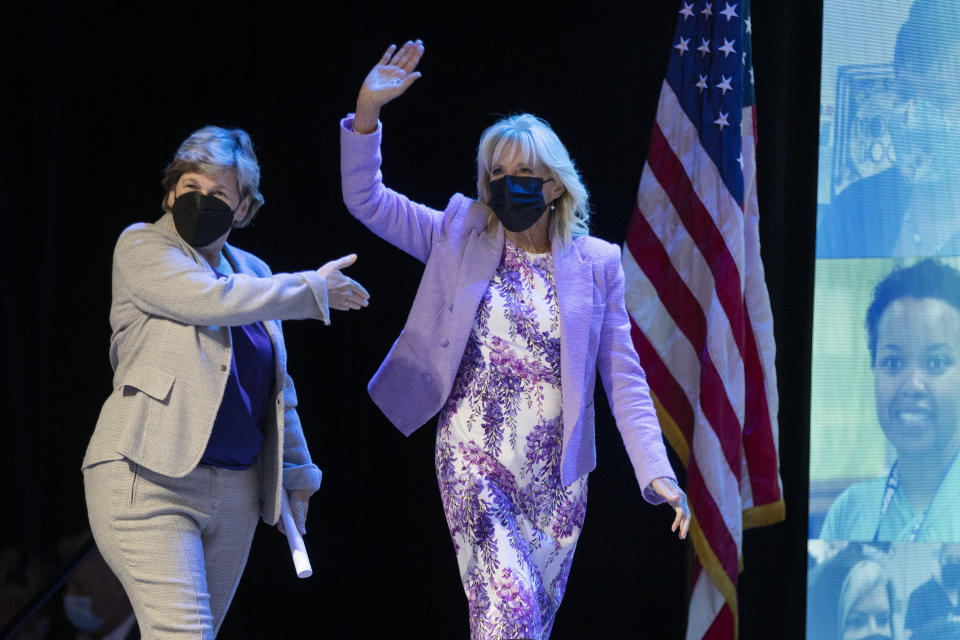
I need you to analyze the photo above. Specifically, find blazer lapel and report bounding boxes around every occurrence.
[554,239,591,432]
[450,218,503,330]
[223,243,286,373]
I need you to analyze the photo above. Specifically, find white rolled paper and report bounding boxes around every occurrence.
[279,489,313,578]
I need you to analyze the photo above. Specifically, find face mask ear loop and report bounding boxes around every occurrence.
[230,197,243,228]
[226,188,252,228]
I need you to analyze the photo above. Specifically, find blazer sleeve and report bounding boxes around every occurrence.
[595,243,677,504]
[113,223,331,326]
[340,115,444,264]
[279,370,323,493]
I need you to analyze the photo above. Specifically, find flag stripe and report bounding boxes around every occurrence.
[654,82,745,270]
[739,105,783,508]
[688,459,739,581]
[626,207,706,355]
[703,604,735,640]
[629,321,695,447]
[646,122,747,357]
[644,106,750,425]
[628,297,745,554]
[741,310,781,504]
[629,161,748,422]
[628,192,742,480]
[685,556,732,640]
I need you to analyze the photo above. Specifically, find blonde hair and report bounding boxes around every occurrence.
[161,126,264,227]
[838,560,892,638]
[476,114,590,246]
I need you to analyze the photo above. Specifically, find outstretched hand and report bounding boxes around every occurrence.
[652,476,691,540]
[354,39,425,134]
[317,253,370,312]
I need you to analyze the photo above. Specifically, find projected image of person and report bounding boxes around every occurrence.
[839,559,894,640]
[82,126,370,637]
[808,545,871,640]
[905,544,960,634]
[340,41,690,639]
[820,259,960,540]
[817,0,960,258]
[912,620,960,640]
[807,548,894,640]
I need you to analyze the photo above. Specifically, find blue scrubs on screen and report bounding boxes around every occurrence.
[819,455,960,541]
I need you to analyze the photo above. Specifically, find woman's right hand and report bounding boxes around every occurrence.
[318,254,370,311]
[354,40,425,134]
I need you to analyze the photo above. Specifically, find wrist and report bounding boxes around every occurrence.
[354,98,381,134]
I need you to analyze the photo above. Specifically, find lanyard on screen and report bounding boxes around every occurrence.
[873,460,927,542]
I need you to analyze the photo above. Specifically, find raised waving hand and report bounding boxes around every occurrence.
[354,39,425,134]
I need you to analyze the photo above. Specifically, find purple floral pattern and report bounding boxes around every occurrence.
[436,241,588,640]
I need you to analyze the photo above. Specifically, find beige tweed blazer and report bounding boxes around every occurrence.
[83,213,327,524]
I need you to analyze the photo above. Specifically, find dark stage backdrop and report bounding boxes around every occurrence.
[0,2,818,638]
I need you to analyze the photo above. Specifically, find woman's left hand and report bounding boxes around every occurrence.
[652,477,690,539]
[354,39,425,134]
[277,489,312,536]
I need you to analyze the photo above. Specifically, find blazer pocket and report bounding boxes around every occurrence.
[121,364,175,403]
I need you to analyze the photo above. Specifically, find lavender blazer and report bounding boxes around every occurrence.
[341,116,675,500]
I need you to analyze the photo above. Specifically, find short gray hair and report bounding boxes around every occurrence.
[476,114,591,246]
[161,126,264,227]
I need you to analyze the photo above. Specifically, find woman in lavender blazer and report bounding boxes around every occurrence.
[342,41,690,639]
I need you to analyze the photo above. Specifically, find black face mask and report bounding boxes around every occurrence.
[943,562,960,589]
[487,175,553,233]
[171,191,238,247]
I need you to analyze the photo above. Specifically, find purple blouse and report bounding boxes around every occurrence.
[200,271,276,469]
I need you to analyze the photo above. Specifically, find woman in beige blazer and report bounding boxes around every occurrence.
[82,126,369,638]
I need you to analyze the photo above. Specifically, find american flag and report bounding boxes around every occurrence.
[623,1,784,637]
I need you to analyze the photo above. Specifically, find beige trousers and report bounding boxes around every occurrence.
[84,459,260,639]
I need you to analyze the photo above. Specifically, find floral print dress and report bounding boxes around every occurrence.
[436,240,589,640]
